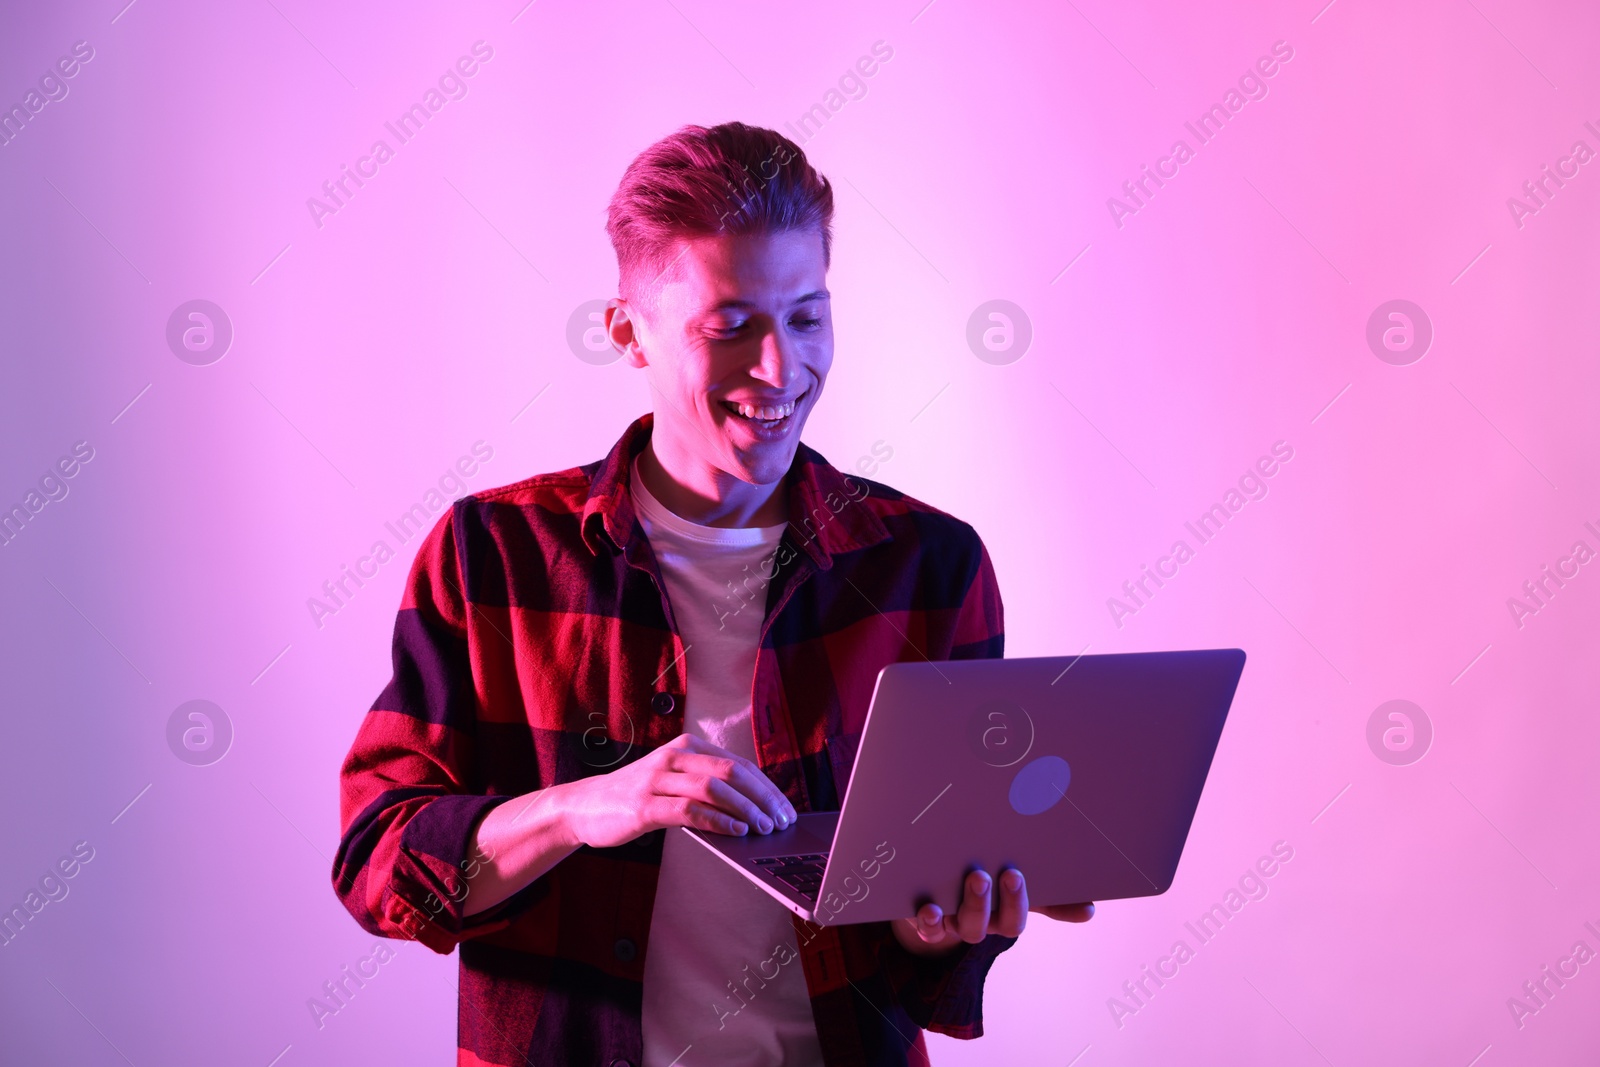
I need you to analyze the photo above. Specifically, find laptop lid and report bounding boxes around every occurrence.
[809,648,1246,926]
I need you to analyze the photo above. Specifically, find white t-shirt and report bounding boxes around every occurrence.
[633,457,824,1067]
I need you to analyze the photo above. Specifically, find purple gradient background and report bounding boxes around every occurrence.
[2,0,1598,1063]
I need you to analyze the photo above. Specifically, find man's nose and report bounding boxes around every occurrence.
[750,323,799,390]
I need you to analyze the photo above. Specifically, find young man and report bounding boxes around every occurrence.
[333,122,1091,1067]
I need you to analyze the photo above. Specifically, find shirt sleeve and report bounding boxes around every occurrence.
[877,524,1017,1037]
[330,506,534,954]
[877,932,1019,1038]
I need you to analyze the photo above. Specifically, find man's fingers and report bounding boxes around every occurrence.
[955,870,991,943]
[994,868,1028,937]
[655,770,772,833]
[664,747,795,829]
[1031,901,1096,923]
[699,775,776,833]
[915,903,947,943]
[664,796,748,837]
[721,760,795,828]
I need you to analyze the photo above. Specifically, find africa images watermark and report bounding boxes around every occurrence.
[306,441,495,630]
[305,942,400,1029]
[712,839,897,1032]
[1106,39,1296,229]
[780,40,895,146]
[305,40,495,229]
[1505,919,1600,1031]
[688,447,895,642]
[710,441,894,632]
[320,839,501,1028]
[1505,119,1600,230]
[1504,518,1600,631]
[1106,441,1295,628]
[1106,840,1295,1029]
[0,39,96,150]
[1,840,96,948]
[0,440,96,549]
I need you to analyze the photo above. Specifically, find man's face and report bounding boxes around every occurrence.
[610,228,832,489]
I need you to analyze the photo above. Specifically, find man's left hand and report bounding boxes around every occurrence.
[890,868,1094,956]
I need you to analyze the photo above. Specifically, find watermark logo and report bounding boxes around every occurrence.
[165,300,233,366]
[166,699,233,766]
[966,299,1032,365]
[1365,299,1432,366]
[579,711,636,769]
[965,699,1035,767]
[567,299,619,365]
[1365,699,1431,766]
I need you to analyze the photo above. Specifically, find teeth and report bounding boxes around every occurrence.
[733,399,796,421]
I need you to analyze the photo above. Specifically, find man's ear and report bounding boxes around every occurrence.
[607,298,650,369]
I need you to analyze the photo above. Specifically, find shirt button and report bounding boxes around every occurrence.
[609,1060,633,1067]
[613,937,637,962]
[650,692,677,716]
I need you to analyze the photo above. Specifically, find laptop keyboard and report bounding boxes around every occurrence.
[750,853,828,903]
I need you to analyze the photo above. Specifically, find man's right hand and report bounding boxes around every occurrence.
[464,734,797,917]
[560,734,798,849]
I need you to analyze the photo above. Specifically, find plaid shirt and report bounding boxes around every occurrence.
[332,412,1015,1067]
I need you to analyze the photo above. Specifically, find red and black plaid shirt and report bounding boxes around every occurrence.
[333,412,1014,1067]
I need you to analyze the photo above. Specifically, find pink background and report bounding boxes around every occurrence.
[2,0,1597,1063]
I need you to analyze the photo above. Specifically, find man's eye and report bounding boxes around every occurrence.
[793,318,823,330]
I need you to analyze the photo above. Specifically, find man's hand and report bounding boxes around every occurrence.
[890,867,1094,956]
[466,735,795,917]
[559,734,798,849]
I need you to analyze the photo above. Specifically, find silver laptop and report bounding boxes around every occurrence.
[683,648,1246,926]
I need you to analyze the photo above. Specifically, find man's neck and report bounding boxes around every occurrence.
[636,440,788,529]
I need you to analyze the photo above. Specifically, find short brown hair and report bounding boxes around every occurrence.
[605,122,835,315]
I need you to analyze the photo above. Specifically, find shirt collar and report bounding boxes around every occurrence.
[580,411,890,569]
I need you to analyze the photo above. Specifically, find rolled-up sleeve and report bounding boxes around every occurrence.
[876,932,1018,1038]
[331,507,526,953]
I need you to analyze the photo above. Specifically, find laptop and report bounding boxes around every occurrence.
[683,648,1246,926]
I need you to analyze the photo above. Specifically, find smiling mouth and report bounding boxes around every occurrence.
[720,391,805,426]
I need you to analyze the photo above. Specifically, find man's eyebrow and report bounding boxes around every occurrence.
[703,289,831,312]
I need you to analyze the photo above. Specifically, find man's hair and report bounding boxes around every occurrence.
[605,121,835,318]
